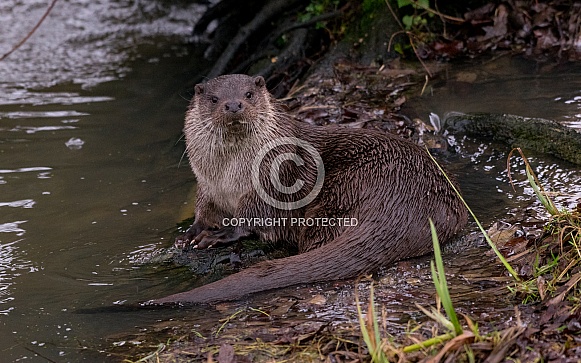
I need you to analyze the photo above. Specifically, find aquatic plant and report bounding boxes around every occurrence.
[507,148,559,216]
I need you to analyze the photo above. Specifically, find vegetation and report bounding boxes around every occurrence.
[122,153,579,361]
[506,149,581,307]
[354,149,581,362]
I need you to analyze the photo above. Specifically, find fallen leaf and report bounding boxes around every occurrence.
[217,344,235,363]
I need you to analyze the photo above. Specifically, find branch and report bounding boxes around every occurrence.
[0,0,59,61]
[273,8,345,40]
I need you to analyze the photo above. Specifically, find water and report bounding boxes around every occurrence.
[0,0,208,361]
[406,56,581,222]
[1,1,581,361]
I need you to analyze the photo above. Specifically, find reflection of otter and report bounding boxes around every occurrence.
[154,74,467,304]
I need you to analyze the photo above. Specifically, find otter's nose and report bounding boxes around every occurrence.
[224,101,243,113]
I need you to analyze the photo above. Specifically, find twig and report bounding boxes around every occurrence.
[420,74,429,95]
[274,8,345,40]
[384,2,433,79]
[434,0,447,37]
[388,30,408,51]
[23,346,57,363]
[407,33,433,77]
[384,0,405,30]
[388,30,432,78]
[0,0,58,61]
[409,0,464,24]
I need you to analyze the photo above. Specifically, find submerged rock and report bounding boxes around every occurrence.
[444,112,581,165]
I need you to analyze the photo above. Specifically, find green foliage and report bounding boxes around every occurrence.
[504,148,581,306]
[402,14,427,29]
[300,0,341,28]
[393,42,406,55]
[362,0,385,13]
[355,223,473,360]
[396,0,434,31]
[305,2,325,18]
[508,147,559,216]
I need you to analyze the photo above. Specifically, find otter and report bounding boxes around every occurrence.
[153,74,467,305]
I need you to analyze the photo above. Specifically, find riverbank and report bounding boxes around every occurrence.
[114,54,581,362]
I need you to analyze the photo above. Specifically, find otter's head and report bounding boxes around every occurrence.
[188,74,273,140]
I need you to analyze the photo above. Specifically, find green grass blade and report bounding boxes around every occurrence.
[427,149,521,282]
[402,332,456,353]
[525,165,559,215]
[369,287,384,361]
[355,284,388,362]
[430,219,462,335]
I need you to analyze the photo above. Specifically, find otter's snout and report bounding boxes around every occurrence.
[224,101,244,113]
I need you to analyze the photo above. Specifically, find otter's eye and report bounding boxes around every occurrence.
[210,96,218,104]
[245,92,253,99]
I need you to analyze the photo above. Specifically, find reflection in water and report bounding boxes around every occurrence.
[407,56,581,221]
[0,0,204,90]
[1,92,113,106]
[503,157,581,211]
[0,163,37,316]
[408,57,581,129]
[0,0,204,360]
[0,167,52,174]
[0,222,27,235]
[0,110,89,118]
[0,237,37,315]
[560,94,581,129]
[6,125,77,134]
[0,200,36,208]
[447,134,581,219]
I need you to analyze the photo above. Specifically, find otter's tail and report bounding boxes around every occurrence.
[152,227,396,305]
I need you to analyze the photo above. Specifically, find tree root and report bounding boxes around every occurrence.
[206,0,306,78]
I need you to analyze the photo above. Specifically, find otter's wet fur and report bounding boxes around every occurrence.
[153,74,467,304]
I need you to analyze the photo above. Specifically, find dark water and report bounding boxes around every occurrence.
[0,0,209,361]
[1,1,581,361]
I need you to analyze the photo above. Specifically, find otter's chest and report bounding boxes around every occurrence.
[194,155,253,214]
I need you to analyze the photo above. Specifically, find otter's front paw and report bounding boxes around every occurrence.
[193,227,250,249]
[174,222,208,249]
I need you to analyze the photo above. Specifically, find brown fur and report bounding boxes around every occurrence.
[153,74,467,304]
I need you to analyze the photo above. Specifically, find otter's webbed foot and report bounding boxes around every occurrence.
[193,226,251,249]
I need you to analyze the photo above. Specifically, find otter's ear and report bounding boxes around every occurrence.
[194,84,205,95]
[254,76,265,88]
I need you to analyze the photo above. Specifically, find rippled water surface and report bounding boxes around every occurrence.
[0,0,207,361]
[407,56,581,222]
[2,2,581,361]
